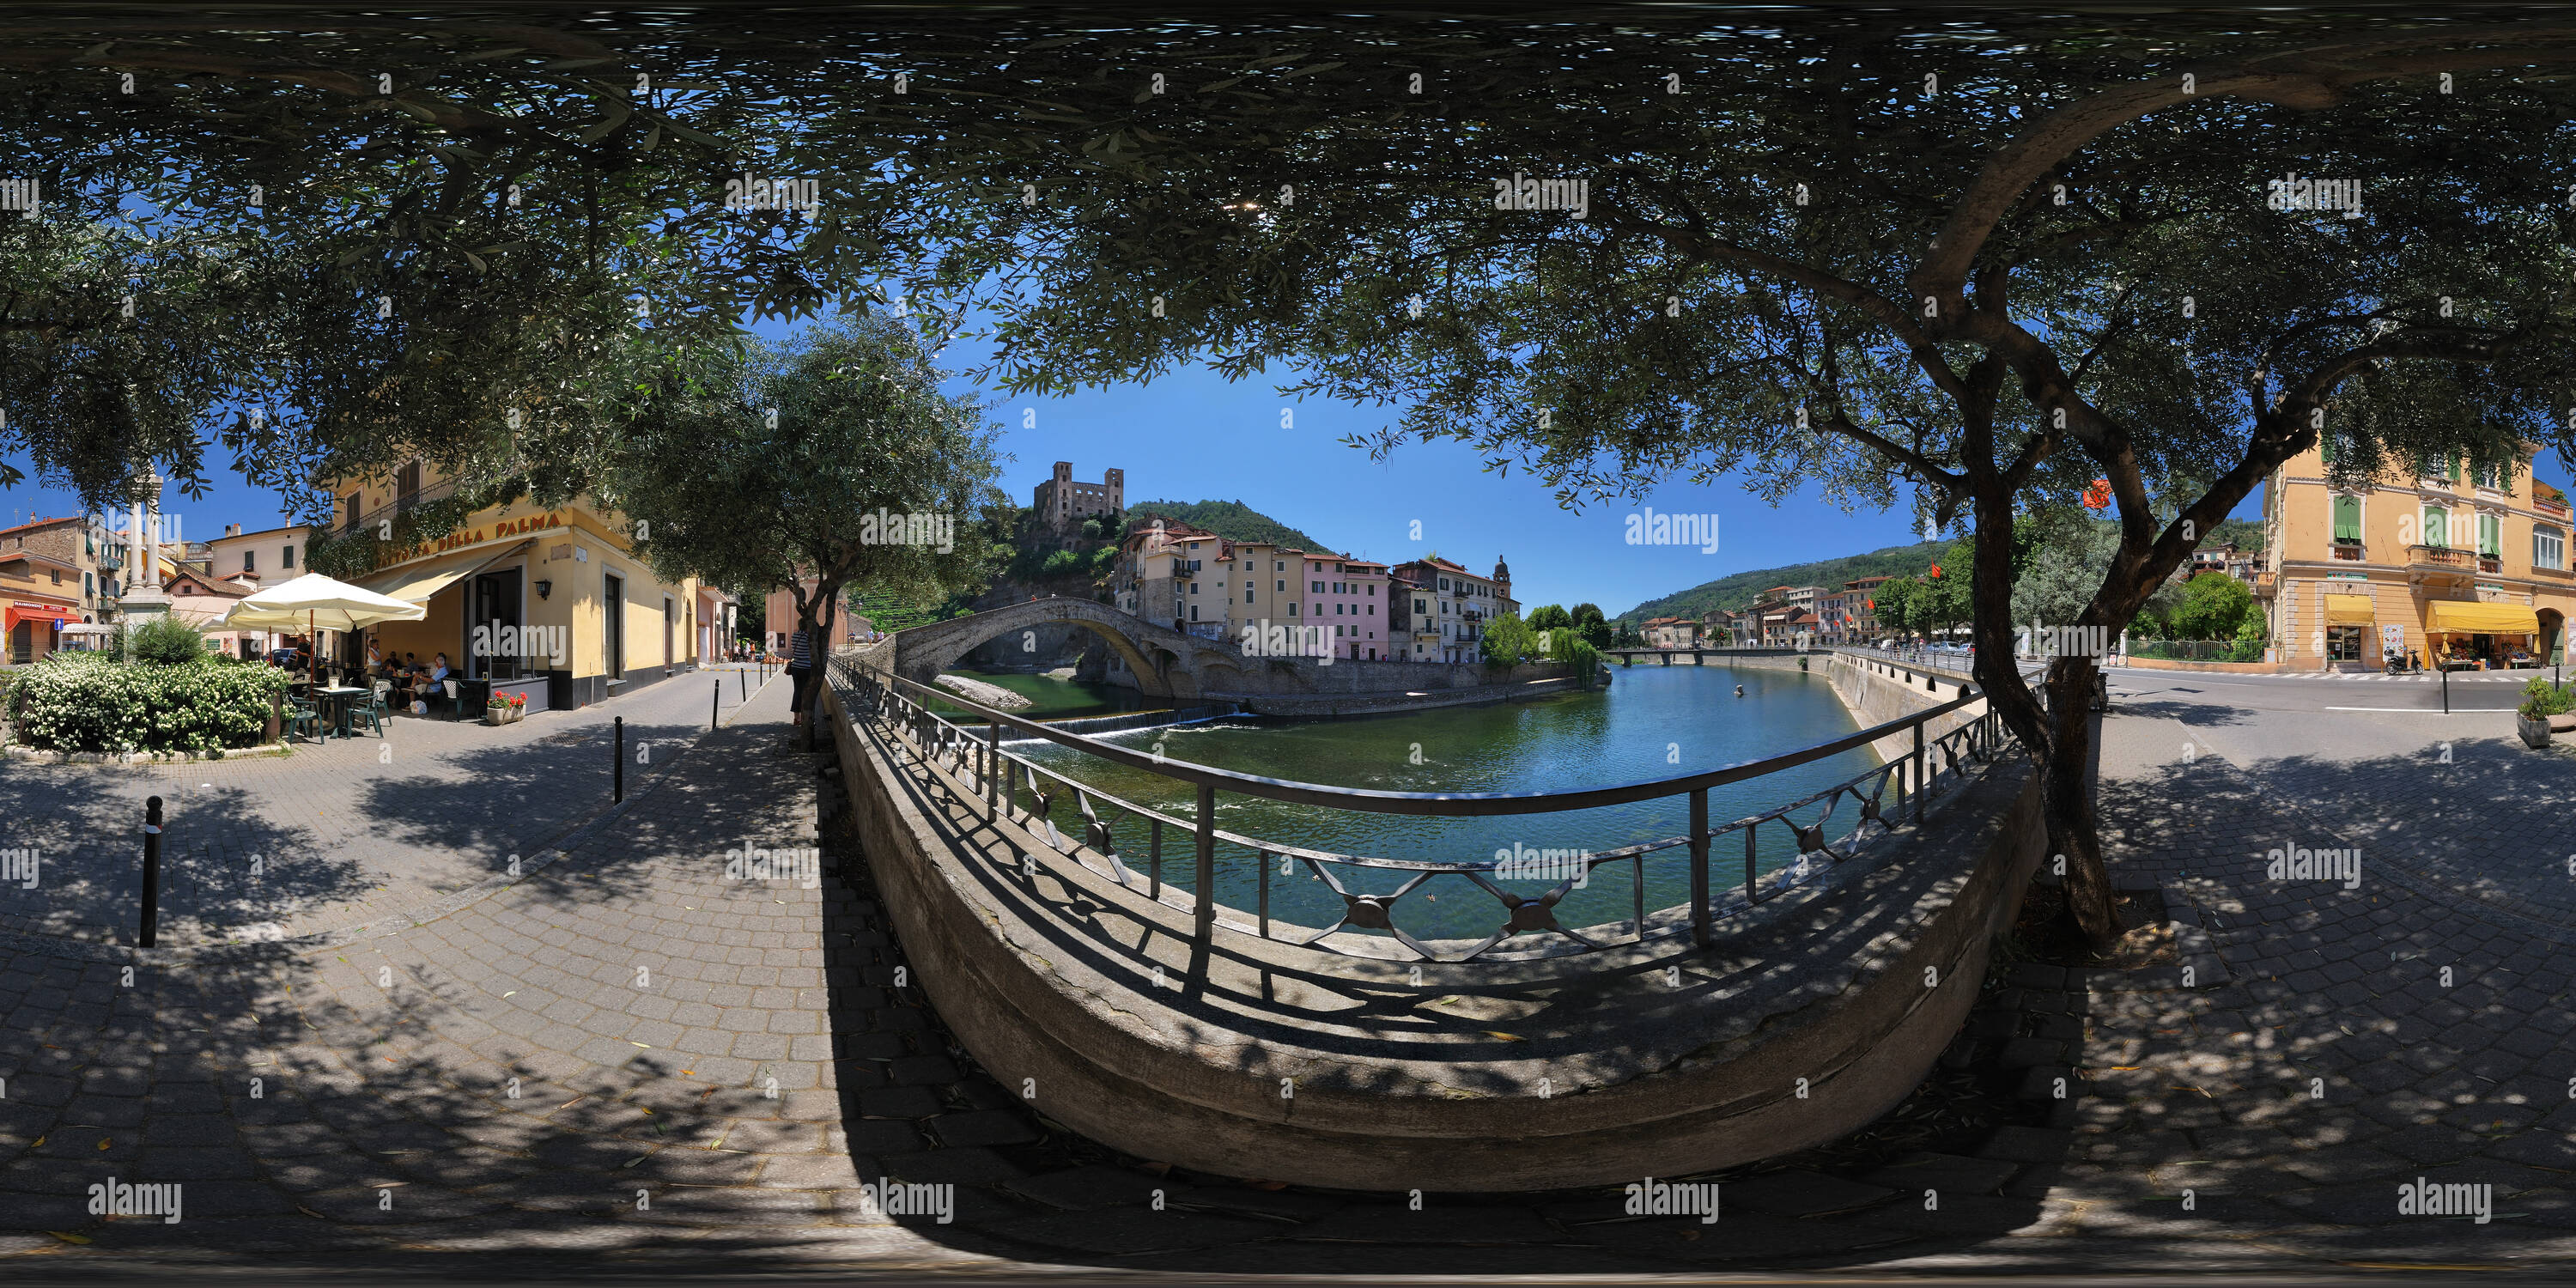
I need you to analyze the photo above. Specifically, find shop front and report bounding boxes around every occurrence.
[5,599,76,664]
[2323,593,2375,664]
[2423,598,2543,670]
[346,505,702,713]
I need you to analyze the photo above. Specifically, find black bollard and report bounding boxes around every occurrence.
[614,716,625,802]
[139,796,163,948]
[713,678,720,731]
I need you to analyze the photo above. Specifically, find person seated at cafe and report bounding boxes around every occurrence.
[428,653,453,686]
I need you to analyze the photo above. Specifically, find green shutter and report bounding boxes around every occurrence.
[2332,495,2360,542]
[2481,513,2501,557]
[2453,454,2465,483]
[2321,434,2337,465]
[2424,506,2446,548]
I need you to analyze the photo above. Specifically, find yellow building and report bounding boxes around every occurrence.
[315,464,706,712]
[2259,439,2570,671]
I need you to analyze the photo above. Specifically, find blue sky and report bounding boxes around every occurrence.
[4,311,2471,619]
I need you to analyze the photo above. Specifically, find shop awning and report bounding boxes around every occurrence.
[355,540,533,606]
[2323,594,2377,626]
[3,602,76,633]
[2426,600,2540,635]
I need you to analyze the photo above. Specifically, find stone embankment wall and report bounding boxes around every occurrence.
[824,659,2050,1191]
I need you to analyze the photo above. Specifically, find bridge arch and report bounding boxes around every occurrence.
[888,598,1246,702]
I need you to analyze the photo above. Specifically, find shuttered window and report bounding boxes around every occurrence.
[2480,512,2502,557]
[2423,505,2448,548]
[2332,495,2361,542]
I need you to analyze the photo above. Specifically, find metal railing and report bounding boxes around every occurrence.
[830,649,2027,968]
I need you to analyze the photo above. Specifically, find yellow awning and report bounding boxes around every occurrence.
[2425,600,2539,635]
[2323,594,2377,626]
[355,540,533,605]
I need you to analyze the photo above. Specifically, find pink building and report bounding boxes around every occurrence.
[764,578,866,654]
[165,568,264,659]
[1303,554,1390,660]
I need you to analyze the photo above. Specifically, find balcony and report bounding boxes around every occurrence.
[2480,556,2503,574]
[2330,542,2365,562]
[2407,544,2476,573]
[2254,571,2277,597]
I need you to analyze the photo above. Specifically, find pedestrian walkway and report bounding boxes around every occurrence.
[0,667,786,948]
[10,684,2576,1275]
[0,675,1005,1272]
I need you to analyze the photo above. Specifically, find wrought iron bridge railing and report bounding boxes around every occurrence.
[829,649,2034,969]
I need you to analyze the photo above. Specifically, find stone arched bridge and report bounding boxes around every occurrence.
[870,598,1264,700]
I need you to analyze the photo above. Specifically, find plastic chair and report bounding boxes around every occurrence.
[284,695,328,744]
[436,679,463,720]
[345,682,390,738]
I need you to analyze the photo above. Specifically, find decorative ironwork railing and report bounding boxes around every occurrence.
[829,649,2030,969]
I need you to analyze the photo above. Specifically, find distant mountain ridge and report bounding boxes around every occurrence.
[1124,499,1337,555]
[1615,541,1948,624]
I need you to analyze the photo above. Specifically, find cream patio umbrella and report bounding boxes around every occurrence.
[222,572,428,695]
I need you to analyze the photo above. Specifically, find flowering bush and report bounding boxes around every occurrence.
[10,651,293,754]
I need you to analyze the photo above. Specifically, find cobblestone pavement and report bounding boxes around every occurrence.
[9,691,2576,1277]
[0,665,785,946]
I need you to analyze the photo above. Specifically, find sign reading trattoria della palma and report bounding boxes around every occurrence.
[386,511,574,564]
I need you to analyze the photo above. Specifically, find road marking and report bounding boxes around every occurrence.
[2323,706,2512,713]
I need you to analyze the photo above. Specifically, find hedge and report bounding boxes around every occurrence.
[9,652,292,755]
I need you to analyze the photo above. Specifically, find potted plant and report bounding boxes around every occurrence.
[485,692,512,726]
[507,691,527,723]
[2515,677,2567,748]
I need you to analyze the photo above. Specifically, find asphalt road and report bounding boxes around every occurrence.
[2100,663,2555,714]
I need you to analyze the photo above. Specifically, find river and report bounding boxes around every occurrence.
[955,661,1886,943]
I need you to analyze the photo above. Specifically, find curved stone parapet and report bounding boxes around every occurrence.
[820,667,2050,1192]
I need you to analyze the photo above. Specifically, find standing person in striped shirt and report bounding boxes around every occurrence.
[787,623,817,728]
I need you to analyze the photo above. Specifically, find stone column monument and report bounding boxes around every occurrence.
[118,473,173,623]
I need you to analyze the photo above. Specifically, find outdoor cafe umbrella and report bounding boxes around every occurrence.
[221,572,427,696]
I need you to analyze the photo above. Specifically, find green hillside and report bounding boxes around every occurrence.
[1124,499,1337,554]
[1617,541,1947,624]
[1617,518,2268,625]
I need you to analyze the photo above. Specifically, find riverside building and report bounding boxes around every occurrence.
[2259,437,2570,671]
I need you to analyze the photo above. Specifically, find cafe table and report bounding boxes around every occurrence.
[313,685,374,737]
